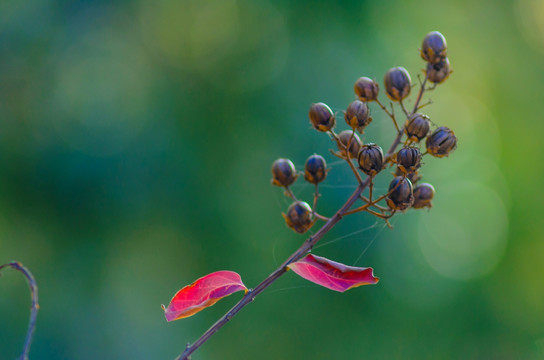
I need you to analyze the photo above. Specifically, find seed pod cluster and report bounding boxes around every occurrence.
[273,31,457,234]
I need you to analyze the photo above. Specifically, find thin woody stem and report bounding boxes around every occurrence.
[0,262,39,360]
[176,126,407,360]
[329,130,364,185]
[375,98,399,132]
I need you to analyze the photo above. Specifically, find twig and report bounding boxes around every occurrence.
[0,261,39,360]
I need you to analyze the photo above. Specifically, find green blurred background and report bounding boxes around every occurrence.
[1,0,543,359]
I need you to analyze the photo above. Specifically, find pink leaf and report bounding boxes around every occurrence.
[287,254,379,292]
[162,271,248,322]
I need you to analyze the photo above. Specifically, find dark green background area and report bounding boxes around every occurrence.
[1,0,543,359]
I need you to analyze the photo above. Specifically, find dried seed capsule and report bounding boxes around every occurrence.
[309,102,335,132]
[271,158,297,187]
[337,130,362,159]
[384,67,411,101]
[304,154,328,184]
[421,31,447,63]
[358,143,384,176]
[354,77,379,102]
[426,127,457,158]
[426,57,452,84]
[283,201,314,234]
[344,100,371,133]
[413,183,435,209]
[396,147,422,174]
[386,176,414,211]
[405,113,431,142]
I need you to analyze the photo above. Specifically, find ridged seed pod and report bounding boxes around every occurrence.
[309,102,335,132]
[426,127,457,158]
[426,57,452,84]
[283,201,313,234]
[396,147,422,174]
[386,176,414,211]
[405,113,431,142]
[271,158,297,187]
[358,143,384,176]
[337,130,362,159]
[413,183,435,209]
[384,67,411,101]
[354,77,379,102]
[421,31,447,63]
[344,100,371,133]
[304,154,328,184]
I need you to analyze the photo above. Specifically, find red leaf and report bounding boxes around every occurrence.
[287,254,379,292]
[162,271,247,322]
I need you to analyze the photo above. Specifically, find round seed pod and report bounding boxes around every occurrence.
[386,176,414,211]
[384,67,411,101]
[304,154,328,184]
[358,143,384,176]
[283,201,313,234]
[309,102,335,132]
[413,183,435,209]
[421,31,447,63]
[426,57,452,84]
[271,158,297,187]
[337,130,362,159]
[354,77,379,102]
[344,100,371,133]
[396,147,422,174]
[426,127,457,158]
[405,113,431,142]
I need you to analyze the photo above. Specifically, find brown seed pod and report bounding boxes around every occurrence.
[309,102,335,132]
[271,158,297,187]
[426,127,457,158]
[421,31,447,63]
[413,183,435,209]
[405,113,431,142]
[354,77,379,102]
[304,154,328,184]
[426,57,452,84]
[358,143,384,176]
[344,100,371,133]
[384,67,411,101]
[386,176,414,211]
[396,147,422,174]
[282,201,314,234]
[336,130,362,159]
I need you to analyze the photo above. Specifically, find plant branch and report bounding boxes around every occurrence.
[175,124,406,360]
[0,261,39,360]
